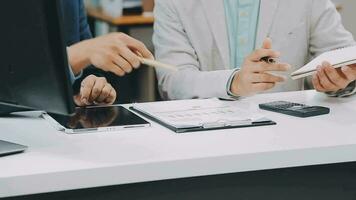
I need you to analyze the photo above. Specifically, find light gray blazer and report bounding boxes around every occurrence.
[153,0,355,100]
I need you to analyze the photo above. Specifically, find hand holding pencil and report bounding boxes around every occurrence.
[138,57,178,71]
[134,50,177,71]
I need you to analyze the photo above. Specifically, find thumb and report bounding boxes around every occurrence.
[73,94,85,107]
[262,37,272,49]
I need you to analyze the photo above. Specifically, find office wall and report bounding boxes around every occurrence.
[340,0,356,37]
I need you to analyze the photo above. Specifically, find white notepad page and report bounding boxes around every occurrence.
[291,45,356,80]
[133,99,266,129]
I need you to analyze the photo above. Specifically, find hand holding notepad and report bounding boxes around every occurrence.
[291,46,356,80]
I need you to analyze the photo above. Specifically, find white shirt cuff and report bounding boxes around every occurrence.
[68,64,83,85]
[326,81,356,97]
[225,69,241,100]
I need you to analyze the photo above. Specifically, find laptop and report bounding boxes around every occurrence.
[0,140,27,157]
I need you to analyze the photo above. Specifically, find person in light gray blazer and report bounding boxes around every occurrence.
[153,0,356,100]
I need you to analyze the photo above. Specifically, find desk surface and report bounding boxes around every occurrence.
[1,90,356,198]
[86,7,154,26]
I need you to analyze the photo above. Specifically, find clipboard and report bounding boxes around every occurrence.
[130,99,276,133]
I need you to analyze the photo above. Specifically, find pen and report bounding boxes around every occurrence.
[260,0,281,65]
[260,56,276,64]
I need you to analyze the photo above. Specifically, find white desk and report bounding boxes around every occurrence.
[1,90,356,198]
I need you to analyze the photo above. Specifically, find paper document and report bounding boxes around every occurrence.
[291,45,356,80]
[132,98,269,130]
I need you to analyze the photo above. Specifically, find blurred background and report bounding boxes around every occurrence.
[83,0,356,104]
[84,0,157,104]
[338,0,356,36]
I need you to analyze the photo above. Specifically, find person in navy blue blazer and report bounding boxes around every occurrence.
[61,0,153,106]
[61,0,92,46]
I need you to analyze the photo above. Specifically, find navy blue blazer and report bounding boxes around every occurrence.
[61,0,92,46]
[60,0,106,93]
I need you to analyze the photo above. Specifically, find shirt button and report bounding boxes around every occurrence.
[240,11,249,17]
[239,38,247,45]
[239,0,252,6]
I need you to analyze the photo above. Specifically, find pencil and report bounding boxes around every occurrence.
[139,57,178,71]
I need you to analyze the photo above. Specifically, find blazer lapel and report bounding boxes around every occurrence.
[200,0,230,68]
[255,0,281,48]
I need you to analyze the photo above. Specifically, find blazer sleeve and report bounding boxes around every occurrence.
[309,0,356,96]
[78,0,92,40]
[73,1,108,94]
[309,0,355,56]
[153,0,235,100]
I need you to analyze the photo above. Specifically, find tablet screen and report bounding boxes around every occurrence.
[48,106,149,130]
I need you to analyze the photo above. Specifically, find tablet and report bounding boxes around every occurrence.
[43,105,150,134]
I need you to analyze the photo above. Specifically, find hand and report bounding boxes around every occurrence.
[230,38,290,96]
[73,75,117,106]
[67,33,154,76]
[312,62,356,93]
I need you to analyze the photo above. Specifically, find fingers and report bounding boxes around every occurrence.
[96,84,113,103]
[341,65,356,81]
[251,83,275,93]
[88,32,151,77]
[79,76,116,106]
[230,69,279,96]
[112,55,134,73]
[316,65,339,92]
[251,73,285,83]
[105,88,117,104]
[90,77,107,102]
[80,75,96,105]
[107,62,125,76]
[262,38,272,49]
[117,45,141,69]
[248,49,280,62]
[313,61,354,92]
[73,95,86,107]
[121,34,154,59]
[312,74,326,92]
[323,64,348,89]
[251,62,291,73]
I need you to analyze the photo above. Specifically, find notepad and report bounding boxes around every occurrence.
[291,45,356,80]
[130,98,275,133]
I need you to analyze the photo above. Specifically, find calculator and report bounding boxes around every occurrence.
[259,101,330,118]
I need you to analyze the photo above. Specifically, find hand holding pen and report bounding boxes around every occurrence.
[230,38,291,97]
[260,38,277,64]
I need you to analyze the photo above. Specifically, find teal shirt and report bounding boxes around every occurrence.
[224,0,261,68]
